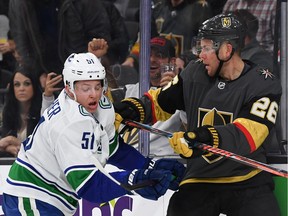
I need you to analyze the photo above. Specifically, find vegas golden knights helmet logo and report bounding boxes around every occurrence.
[221,17,231,28]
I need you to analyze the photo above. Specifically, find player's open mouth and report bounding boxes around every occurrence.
[88,101,98,109]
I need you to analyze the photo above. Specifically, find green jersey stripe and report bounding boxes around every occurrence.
[8,162,78,208]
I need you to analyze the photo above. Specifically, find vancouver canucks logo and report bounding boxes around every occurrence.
[221,17,231,28]
[78,105,90,116]
[259,68,274,80]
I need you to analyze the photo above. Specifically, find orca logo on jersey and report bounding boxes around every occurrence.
[218,82,226,89]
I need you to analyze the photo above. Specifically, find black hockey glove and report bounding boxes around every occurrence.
[114,97,146,132]
[147,159,185,191]
[126,169,172,200]
[184,125,220,149]
[169,126,220,158]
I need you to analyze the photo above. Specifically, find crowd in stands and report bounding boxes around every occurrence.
[0,0,284,158]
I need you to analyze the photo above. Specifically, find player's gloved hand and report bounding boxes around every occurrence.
[114,97,146,132]
[147,159,185,190]
[127,169,172,200]
[169,126,220,158]
[184,125,220,148]
[169,132,193,158]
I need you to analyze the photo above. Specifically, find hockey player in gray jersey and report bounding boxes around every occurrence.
[2,52,185,215]
[114,13,282,216]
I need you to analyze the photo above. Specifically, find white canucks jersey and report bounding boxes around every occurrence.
[3,90,118,215]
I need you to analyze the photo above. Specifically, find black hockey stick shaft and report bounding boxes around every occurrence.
[124,120,288,178]
[121,180,157,191]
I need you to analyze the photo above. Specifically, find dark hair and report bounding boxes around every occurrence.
[233,9,259,40]
[2,65,42,138]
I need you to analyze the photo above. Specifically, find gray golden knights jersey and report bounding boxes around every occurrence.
[146,59,282,185]
[3,90,118,215]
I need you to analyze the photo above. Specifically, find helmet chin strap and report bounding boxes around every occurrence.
[71,91,77,102]
[214,48,235,78]
[66,83,78,102]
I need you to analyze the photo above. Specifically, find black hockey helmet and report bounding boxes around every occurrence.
[196,13,246,51]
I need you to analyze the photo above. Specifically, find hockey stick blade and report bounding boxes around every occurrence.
[123,120,288,178]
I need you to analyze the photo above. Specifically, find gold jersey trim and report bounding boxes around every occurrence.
[180,169,262,185]
[147,88,172,121]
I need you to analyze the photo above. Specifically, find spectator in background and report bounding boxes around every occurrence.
[233,9,274,73]
[0,68,12,90]
[117,36,178,100]
[122,0,212,71]
[115,36,186,156]
[127,36,177,90]
[0,135,21,157]
[222,0,277,56]
[101,0,130,65]
[0,6,17,74]
[9,0,112,77]
[206,0,228,16]
[0,36,17,73]
[121,11,159,70]
[0,0,9,16]
[40,72,63,115]
[153,0,213,55]
[0,65,42,157]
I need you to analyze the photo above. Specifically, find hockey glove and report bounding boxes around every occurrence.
[169,126,220,158]
[169,132,193,158]
[147,159,185,191]
[184,125,219,148]
[127,169,172,200]
[114,97,146,132]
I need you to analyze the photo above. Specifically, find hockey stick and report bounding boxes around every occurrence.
[124,120,288,178]
[91,157,156,192]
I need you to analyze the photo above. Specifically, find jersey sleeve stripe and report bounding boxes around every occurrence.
[145,89,172,123]
[233,118,268,152]
[233,121,256,152]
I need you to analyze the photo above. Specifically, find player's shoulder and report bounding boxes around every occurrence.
[242,60,281,94]
[244,60,280,85]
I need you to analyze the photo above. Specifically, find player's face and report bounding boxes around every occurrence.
[74,80,103,113]
[13,72,34,103]
[199,39,220,77]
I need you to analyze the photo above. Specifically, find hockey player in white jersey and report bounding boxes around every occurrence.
[2,52,185,215]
